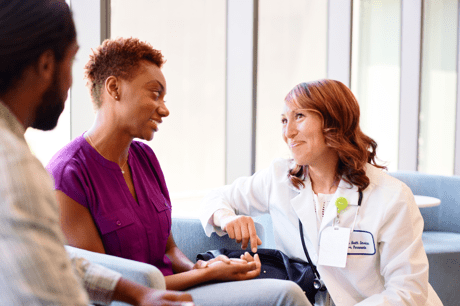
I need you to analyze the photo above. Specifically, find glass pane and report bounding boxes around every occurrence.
[418,0,458,175]
[111,0,226,215]
[256,0,327,171]
[351,0,401,171]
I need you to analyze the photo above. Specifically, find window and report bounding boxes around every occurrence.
[255,0,327,171]
[418,0,458,175]
[111,0,226,215]
[351,0,401,171]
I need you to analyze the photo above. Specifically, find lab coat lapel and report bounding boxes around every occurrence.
[290,178,319,253]
[319,179,360,233]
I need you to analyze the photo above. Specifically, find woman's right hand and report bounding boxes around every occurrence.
[206,252,261,282]
[219,214,262,253]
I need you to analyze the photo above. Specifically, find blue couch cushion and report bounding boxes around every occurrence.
[389,171,460,233]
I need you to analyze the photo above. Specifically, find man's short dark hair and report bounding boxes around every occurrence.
[0,0,76,95]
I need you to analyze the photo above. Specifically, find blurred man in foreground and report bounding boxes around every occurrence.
[0,1,193,305]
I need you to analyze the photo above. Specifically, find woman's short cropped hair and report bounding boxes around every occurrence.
[285,79,386,192]
[84,37,165,108]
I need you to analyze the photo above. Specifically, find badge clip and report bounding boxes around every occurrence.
[334,197,348,229]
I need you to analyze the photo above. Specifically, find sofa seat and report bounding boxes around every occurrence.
[389,171,460,306]
[423,231,460,254]
[421,232,460,306]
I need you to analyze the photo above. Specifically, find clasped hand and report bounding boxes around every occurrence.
[193,253,261,281]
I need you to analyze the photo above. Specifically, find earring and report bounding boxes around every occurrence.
[115,95,119,100]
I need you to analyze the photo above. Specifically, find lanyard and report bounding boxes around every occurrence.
[350,191,363,232]
[333,191,363,231]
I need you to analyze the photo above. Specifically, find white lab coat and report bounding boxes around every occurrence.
[200,158,443,306]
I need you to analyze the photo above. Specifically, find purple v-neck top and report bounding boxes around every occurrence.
[47,135,174,276]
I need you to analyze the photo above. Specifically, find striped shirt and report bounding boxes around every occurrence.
[0,101,121,305]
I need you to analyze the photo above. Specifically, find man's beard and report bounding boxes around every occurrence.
[31,71,66,131]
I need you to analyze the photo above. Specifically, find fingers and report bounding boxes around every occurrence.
[215,255,231,264]
[232,256,261,280]
[233,260,257,273]
[242,267,261,279]
[253,253,261,268]
[207,258,245,268]
[240,251,254,263]
[233,225,242,244]
[223,216,260,251]
[226,223,235,239]
[241,254,261,279]
[207,255,231,265]
[207,257,261,282]
[231,258,248,264]
[215,258,257,271]
[241,225,250,249]
[248,222,259,252]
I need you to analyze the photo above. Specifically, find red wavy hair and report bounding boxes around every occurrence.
[285,79,386,192]
[84,37,165,108]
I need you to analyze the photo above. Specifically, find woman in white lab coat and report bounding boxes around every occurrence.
[200,79,443,306]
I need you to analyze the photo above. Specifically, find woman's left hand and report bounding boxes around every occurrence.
[205,252,261,281]
[239,251,257,263]
[192,255,231,269]
[193,253,258,270]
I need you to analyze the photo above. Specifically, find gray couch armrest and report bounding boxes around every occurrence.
[65,245,166,290]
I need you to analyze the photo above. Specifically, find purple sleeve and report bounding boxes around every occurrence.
[47,159,89,208]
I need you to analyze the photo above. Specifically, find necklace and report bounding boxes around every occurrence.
[86,133,129,174]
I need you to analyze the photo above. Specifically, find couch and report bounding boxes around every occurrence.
[389,171,460,306]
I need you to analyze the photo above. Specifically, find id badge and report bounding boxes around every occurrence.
[318,226,351,268]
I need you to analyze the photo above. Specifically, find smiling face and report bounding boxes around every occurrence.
[117,61,169,141]
[281,103,335,166]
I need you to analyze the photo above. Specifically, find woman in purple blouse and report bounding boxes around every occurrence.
[47,37,310,306]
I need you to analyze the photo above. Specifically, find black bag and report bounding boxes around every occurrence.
[197,247,318,304]
[196,219,326,304]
